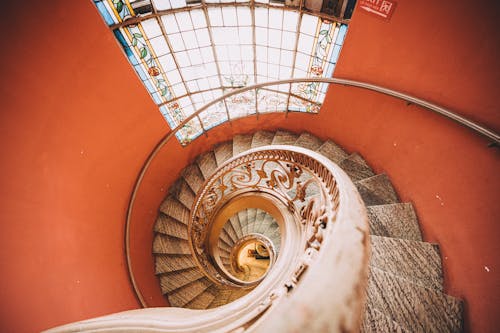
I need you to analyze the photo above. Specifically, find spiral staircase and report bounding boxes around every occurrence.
[150,129,463,332]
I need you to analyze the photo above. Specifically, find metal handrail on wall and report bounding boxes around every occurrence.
[125,77,500,307]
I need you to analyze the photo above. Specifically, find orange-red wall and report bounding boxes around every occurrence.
[1,0,499,333]
[0,1,166,332]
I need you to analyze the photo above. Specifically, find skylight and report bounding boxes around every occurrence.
[94,0,353,144]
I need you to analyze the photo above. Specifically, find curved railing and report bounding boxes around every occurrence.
[125,77,500,307]
[46,145,370,333]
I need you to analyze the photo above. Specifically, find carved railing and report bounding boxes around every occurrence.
[46,145,370,333]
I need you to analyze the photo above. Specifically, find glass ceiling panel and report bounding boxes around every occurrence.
[94,0,351,144]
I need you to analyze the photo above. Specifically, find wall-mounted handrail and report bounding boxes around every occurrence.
[125,77,500,307]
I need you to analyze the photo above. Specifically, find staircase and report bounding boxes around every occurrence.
[153,130,463,332]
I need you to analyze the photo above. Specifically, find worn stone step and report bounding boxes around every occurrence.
[255,213,274,234]
[196,150,218,180]
[246,208,258,234]
[367,203,422,241]
[271,130,299,145]
[339,153,376,182]
[167,277,213,307]
[181,164,205,194]
[218,239,232,254]
[370,235,443,291]
[159,267,205,294]
[238,210,250,235]
[184,288,217,309]
[207,287,233,309]
[253,209,267,234]
[214,141,233,167]
[159,196,190,223]
[316,139,349,164]
[367,267,463,333]
[155,254,197,274]
[229,215,244,239]
[154,213,188,240]
[355,174,399,206]
[294,132,323,151]
[219,227,236,248]
[361,306,408,333]
[153,234,191,255]
[233,133,253,156]
[169,178,195,210]
[222,221,239,244]
[227,288,251,303]
[251,130,274,148]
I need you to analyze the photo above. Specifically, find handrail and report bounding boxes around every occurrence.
[125,77,500,307]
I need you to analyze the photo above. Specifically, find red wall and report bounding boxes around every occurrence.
[0,1,166,332]
[1,0,499,333]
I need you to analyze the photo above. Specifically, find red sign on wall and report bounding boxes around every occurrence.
[358,0,397,21]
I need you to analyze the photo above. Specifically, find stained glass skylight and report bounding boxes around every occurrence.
[94,0,353,144]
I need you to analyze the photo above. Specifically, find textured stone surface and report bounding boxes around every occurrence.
[367,203,422,241]
[184,289,216,309]
[256,213,274,234]
[271,130,299,145]
[253,209,267,234]
[356,174,399,206]
[361,306,408,333]
[339,153,376,182]
[155,254,196,274]
[207,287,233,308]
[294,132,323,151]
[218,239,232,254]
[251,130,274,148]
[167,277,212,307]
[196,151,218,180]
[219,227,235,247]
[154,213,188,239]
[159,268,205,294]
[233,134,253,156]
[230,215,244,238]
[222,221,238,244]
[181,164,205,193]
[169,179,195,209]
[238,210,249,235]
[159,196,190,223]
[316,140,349,164]
[153,234,191,255]
[367,267,463,333]
[246,208,258,233]
[214,141,233,167]
[370,236,443,291]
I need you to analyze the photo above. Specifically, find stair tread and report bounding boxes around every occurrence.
[197,151,218,180]
[271,130,299,145]
[214,141,233,167]
[251,130,274,148]
[169,178,195,210]
[154,213,188,239]
[367,267,463,333]
[233,134,253,156]
[370,235,443,291]
[153,234,191,255]
[207,287,234,308]
[294,132,323,151]
[361,306,408,333]
[230,215,244,239]
[355,174,399,206]
[159,267,205,294]
[222,221,239,244]
[219,227,236,248]
[367,203,422,241]
[167,277,213,307]
[182,164,205,194]
[339,153,376,182]
[155,254,197,274]
[316,140,349,164]
[238,210,250,235]
[159,196,190,223]
[183,289,217,309]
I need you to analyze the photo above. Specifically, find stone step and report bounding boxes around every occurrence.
[169,178,195,210]
[233,133,253,156]
[159,196,190,224]
[316,139,349,164]
[246,208,258,234]
[219,227,236,248]
[227,288,251,303]
[167,277,213,308]
[294,132,323,151]
[238,210,250,235]
[229,215,244,239]
[207,287,233,309]
[154,213,188,240]
[153,234,191,255]
[339,153,376,182]
[218,239,232,254]
[355,174,399,206]
[196,151,218,180]
[370,235,443,291]
[367,267,463,333]
[159,267,205,294]
[181,164,205,194]
[251,130,274,148]
[271,130,299,145]
[222,221,239,244]
[214,141,233,167]
[155,254,197,274]
[367,203,422,241]
[255,213,274,234]
[184,289,217,310]
[253,209,267,234]
[361,306,408,333]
